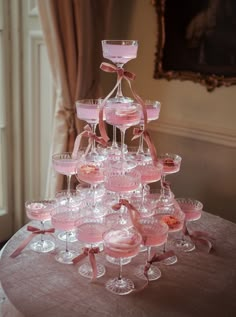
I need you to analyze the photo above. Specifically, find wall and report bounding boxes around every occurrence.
[102,0,236,223]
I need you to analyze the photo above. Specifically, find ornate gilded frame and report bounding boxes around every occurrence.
[153,0,236,91]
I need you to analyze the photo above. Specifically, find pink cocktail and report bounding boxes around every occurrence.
[26,200,56,222]
[140,100,161,123]
[176,198,203,222]
[104,169,141,193]
[77,221,107,245]
[76,164,104,185]
[102,40,138,66]
[51,207,81,231]
[139,218,168,247]
[76,99,104,124]
[52,153,79,176]
[159,153,182,175]
[135,162,163,184]
[103,228,142,259]
[105,103,141,131]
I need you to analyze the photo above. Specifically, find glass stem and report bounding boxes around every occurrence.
[120,129,126,163]
[91,123,97,154]
[118,258,123,280]
[137,124,144,155]
[65,231,69,253]
[40,221,45,243]
[147,246,151,262]
[115,66,124,99]
[67,175,72,199]
[111,125,118,149]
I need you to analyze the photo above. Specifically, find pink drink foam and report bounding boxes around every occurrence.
[103,229,141,258]
[105,106,141,128]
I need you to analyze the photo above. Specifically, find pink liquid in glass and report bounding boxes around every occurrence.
[76,103,101,124]
[77,164,104,184]
[102,42,138,65]
[140,103,161,123]
[77,222,107,244]
[51,209,81,231]
[139,221,168,247]
[103,229,141,258]
[176,199,203,222]
[136,163,162,184]
[105,104,141,130]
[53,158,78,176]
[26,201,55,221]
[105,174,140,193]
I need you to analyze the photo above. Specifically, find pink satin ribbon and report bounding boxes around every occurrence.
[10,225,55,258]
[98,62,148,142]
[183,223,214,253]
[72,247,100,280]
[72,124,107,159]
[132,127,158,165]
[112,199,144,236]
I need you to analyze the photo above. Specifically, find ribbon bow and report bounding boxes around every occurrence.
[183,224,215,253]
[98,62,148,142]
[72,247,100,280]
[72,124,107,159]
[10,225,55,258]
[132,127,158,165]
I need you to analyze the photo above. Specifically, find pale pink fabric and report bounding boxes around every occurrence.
[37,0,113,197]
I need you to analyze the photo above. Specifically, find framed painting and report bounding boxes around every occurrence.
[153,0,236,91]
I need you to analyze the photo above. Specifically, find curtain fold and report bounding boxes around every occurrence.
[37,0,113,197]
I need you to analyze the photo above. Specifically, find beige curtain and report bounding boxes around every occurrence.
[37,0,113,197]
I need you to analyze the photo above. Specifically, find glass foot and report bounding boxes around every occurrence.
[55,250,76,264]
[30,240,55,253]
[134,264,161,281]
[105,277,134,295]
[78,262,106,279]
[139,245,147,253]
[57,231,78,243]
[106,255,131,265]
[161,254,178,265]
[173,238,196,252]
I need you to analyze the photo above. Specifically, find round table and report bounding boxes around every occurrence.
[0,211,236,317]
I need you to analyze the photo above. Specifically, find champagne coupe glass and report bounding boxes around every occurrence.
[75,155,108,218]
[101,40,138,101]
[52,152,80,198]
[105,101,142,170]
[133,161,163,217]
[76,217,107,279]
[55,189,83,243]
[134,218,169,281]
[51,205,82,264]
[103,227,142,295]
[135,100,161,161]
[103,166,141,265]
[153,201,185,265]
[76,99,105,162]
[158,153,182,207]
[173,198,203,252]
[25,199,56,253]
[102,39,138,153]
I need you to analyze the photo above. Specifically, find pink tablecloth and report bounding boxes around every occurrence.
[0,211,236,317]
